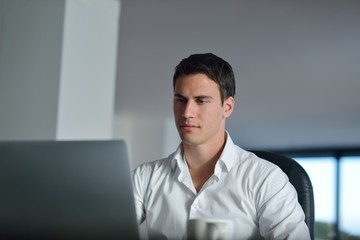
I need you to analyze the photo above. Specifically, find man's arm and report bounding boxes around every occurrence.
[256,167,311,239]
[131,167,146,225]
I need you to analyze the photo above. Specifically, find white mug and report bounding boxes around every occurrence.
[186,218,234,240]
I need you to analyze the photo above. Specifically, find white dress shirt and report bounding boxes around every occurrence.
[132,134,311,239]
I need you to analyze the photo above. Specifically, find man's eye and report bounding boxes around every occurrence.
[197,99,208,104]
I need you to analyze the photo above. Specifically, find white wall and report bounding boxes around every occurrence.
[114,113,179,168]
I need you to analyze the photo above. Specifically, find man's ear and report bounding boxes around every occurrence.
[223,96,234,118]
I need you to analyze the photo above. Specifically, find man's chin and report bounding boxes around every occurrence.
[180,137,201,147]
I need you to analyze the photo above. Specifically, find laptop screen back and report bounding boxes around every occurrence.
[0,140,139,239]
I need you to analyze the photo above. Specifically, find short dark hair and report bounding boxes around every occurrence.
[173,53,236,103]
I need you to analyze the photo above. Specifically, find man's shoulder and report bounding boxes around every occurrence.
[223,133,272,168]
[132,152,176,177]
[231,145,280,174]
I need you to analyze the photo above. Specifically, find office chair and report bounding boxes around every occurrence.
[252,151,315,240]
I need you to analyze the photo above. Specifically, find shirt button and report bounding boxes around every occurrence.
[192,199,200,209]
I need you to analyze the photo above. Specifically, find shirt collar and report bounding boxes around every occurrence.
[215,132,237,173]
[170,131,237,173]
[171,144,184,172]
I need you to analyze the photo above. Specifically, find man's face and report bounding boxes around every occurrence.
[173,73,233,147]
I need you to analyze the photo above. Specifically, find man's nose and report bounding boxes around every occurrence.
[182,101,195,118]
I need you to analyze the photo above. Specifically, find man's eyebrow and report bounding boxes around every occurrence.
[174,94,213,100]
[174,93,186,98]
[194,95,213,100]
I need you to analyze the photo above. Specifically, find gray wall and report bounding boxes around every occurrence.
[1,0,359,169]
[0,0,120,141]
[114,0,360,167]
[0,0,65,140]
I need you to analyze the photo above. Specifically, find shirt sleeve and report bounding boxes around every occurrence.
[131,166,147,225]
[256,165,311,239]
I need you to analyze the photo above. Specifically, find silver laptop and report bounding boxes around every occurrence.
[0,140,139,239]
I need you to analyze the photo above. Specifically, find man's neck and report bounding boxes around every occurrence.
[183,132,227,165]
[182,133,227,192]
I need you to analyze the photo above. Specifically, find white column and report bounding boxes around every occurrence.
[56,0,121,140]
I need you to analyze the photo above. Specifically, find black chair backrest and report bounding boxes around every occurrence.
[252,151,315,240]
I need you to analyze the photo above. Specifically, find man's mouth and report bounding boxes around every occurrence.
[179,124,199,131]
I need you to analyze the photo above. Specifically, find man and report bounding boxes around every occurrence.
[132,53,310,239]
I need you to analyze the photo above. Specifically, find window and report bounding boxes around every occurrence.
[295,157,337,239]
[282,149,360,240]
[340,157,360,238]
